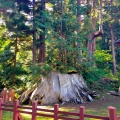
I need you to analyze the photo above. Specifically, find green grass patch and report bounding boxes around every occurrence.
[2,95,120,120]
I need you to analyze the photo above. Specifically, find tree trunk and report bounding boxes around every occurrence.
[12,38,17,84]
[20,71,93,105]
[38,0,45,63]
[32,0,36,63]
[76,0,82,63]
[110,27,117,75]
[60,0,67,66]
[110,0,117,75]
[38,35,45,63]
[86,0,103,62]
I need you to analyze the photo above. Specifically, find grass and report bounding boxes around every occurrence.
[2,106,120,120]
[2,112,53,120]
[2,111,13,120]
[2,108,120,120]
[2,93,120,120]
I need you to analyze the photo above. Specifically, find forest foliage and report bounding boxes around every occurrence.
[0,0,120,91]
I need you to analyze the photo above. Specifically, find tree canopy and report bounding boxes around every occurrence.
[0,0,120,91]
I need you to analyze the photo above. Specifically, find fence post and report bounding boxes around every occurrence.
[54,104,59,120]
[4,88,8,103]
[13,100,19,120]
[0,98,3,120]
[32,101,37,120]
[6,90,9,103]
[10,89,14,102]
[108,106,117,120]
[80,106,85,120]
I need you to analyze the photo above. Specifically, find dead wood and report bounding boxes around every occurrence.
[110,91,120,97]
[20,71,93,105]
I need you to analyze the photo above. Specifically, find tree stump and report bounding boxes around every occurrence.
[20,71,93,105]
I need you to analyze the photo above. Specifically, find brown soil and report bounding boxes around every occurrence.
[59,92,120,116]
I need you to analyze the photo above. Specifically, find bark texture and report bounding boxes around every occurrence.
[20,71,93,105]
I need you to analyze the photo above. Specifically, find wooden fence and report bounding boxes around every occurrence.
[0,98,120,120]
[0,88,14,103]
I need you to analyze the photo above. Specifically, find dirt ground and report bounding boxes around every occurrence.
[58,92,120,116]
[39,91,120,118]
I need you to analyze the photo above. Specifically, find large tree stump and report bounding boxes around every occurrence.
[20,71,93,105]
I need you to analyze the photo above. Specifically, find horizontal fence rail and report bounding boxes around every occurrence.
[0,98,119,120]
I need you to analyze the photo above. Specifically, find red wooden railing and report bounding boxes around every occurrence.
[0,88,14,103]
[0,98,120,120]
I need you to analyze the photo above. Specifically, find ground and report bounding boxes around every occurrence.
[59,92,120,116]
[2,91,120,120]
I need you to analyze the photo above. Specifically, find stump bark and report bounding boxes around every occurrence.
[20,71,93,105]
